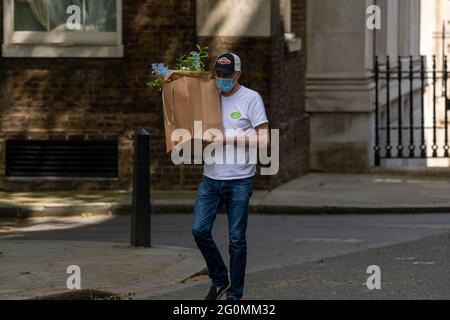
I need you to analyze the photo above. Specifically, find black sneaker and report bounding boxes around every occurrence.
[205,282,230,300]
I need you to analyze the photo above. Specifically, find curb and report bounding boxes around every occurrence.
[2,202,450,219]
[250,205,450,215]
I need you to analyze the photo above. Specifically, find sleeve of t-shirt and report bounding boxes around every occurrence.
[248,93,269,128]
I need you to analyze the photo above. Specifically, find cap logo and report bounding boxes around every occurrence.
[217,57,232,65]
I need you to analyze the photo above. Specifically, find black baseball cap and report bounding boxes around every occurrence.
[214,52,242,75]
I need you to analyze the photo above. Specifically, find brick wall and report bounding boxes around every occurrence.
[0,0,199,191]
[0,0,308,192]
[269,0,309,188]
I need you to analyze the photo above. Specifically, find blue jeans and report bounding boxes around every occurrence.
[192,175,253,300]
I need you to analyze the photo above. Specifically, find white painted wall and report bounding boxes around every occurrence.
[196,0,271,37]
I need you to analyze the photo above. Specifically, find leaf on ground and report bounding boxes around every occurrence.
[181,268,209,283]
[188,275,207,282]
[81,213,93,218]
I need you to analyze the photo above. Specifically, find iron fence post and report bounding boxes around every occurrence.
[444,56,449,158]
[409,56,415,158]
[433,55,438,158]
[420,55,427,158]
[385,56,392,158]
[397,56,403,158]
[374,56,381,166]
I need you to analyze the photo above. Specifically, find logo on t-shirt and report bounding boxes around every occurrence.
[230,112,241,120]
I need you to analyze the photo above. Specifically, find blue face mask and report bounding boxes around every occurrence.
[216,77,235,93]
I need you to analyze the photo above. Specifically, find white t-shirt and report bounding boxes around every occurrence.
[204,85,269,180]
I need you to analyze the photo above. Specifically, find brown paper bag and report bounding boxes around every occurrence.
[162,71,222,153]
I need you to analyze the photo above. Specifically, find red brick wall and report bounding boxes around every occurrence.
[0,0,198,191]
[269,0,309,188]
[0,0,308,192]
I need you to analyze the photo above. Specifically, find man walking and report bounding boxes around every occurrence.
[192,52,270,300]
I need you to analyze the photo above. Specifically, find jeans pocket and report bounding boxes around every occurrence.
[233,179,253,200]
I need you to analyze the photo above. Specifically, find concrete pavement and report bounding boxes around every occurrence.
[3,173,450,219]
[0,239,206,300]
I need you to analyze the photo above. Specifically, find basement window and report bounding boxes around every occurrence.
[5,140,118,179]
[2,0,123,58]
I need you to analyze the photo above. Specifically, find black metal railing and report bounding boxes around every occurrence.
[373,55,450,166]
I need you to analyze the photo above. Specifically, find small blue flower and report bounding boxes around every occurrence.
[151,63,170,78]
[190,51,201,70]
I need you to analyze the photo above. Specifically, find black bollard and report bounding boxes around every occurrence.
[131,128,151,247]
